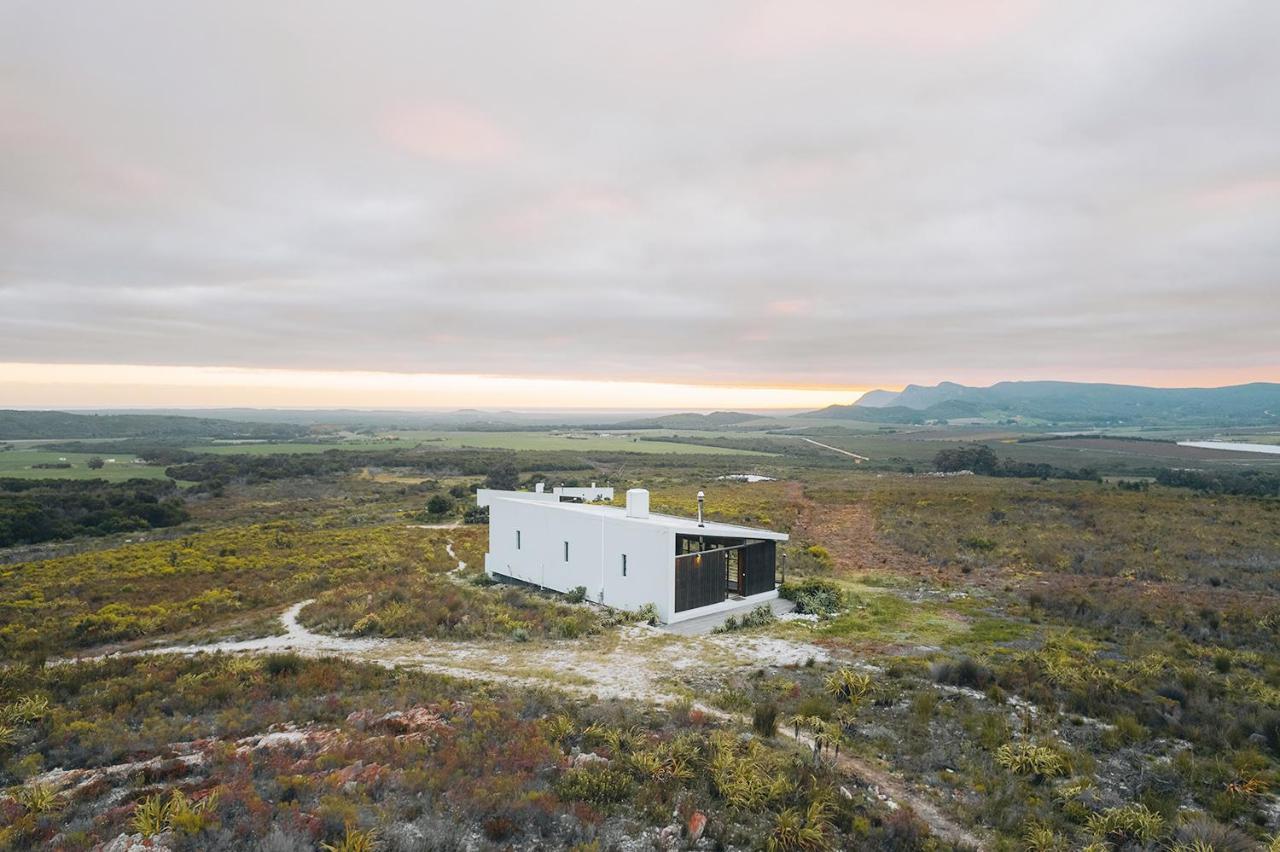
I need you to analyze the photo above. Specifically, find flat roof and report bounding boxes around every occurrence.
[486,491,788,541]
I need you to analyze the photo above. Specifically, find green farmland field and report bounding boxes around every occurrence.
[0,449,170,481]
[189,430,772,456]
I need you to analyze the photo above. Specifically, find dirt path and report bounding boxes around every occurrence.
[795,495,937,580]
[801,437,870,462]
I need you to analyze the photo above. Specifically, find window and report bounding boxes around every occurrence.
[564,541,570,561]
[621,554,627,577]
[516,530,521,550]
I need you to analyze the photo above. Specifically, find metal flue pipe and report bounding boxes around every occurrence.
[697,491,705,527]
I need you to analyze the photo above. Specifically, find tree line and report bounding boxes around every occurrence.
[934,445,1099,481]
[0,478,188,547]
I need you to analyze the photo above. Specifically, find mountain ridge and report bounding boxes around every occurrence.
[809,380,1280,425]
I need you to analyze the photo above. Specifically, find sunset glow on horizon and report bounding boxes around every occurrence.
[3,362,1276,412]
[0,363,874,411]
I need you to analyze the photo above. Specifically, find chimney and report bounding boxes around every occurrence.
[626,488,650,519]
[535,482,544,493]
[697,491,705,527]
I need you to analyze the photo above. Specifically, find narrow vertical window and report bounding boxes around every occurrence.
[516,530,521,550]
[564,541,570,561]
[622,554,628,577]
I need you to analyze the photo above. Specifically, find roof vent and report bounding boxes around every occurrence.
[535,482,544,493]
[626,488,650,519]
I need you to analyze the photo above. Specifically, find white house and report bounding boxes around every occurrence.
[478,487,787,624]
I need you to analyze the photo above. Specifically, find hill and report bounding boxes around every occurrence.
[0,410,309,440]
[809,381,1280,426]
[607,411,767,429]
[848,389,902,408]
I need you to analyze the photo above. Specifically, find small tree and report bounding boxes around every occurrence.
[426,495,453,516]
[484,461,519,491]
[87,456,105,470]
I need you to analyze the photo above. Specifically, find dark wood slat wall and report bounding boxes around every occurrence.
[674,550,728,612]
[739,539,777,596]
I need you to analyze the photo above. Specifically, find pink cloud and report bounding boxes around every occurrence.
[767,299,812,316]
[379,101,517,164]
[1192,176,1280,210]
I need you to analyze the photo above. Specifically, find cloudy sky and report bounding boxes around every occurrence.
[2,1,1277,408]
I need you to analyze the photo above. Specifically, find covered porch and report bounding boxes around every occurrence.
[673,533,778,614]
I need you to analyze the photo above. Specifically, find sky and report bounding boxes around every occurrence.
[1,1,1278,409]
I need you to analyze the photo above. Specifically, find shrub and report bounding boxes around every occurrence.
[995,742,1069,781]
[1022,822,1066,852]
[778,579,845,618]
[130,789,220,837]
[565,586,587,604]
[264,653,303,678]
[351,614,383,636]
[635,603,659,626]
[712,688,752,713]
[1086,803,1165,847]
[753,702,779,737]
[1171,817,1255,852]
[823,668,872,703]
[321,825,378,852]
[554,767,632,805]
[426,495,453,516]
[766,800,834,852]
[932,657,996,690]
[713,605,776,633]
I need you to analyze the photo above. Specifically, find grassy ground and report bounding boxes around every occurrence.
[0,450,169,481]
[791,429,1280,473]
[188,429,774,456]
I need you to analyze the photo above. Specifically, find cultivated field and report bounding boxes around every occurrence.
[0,449,168,481]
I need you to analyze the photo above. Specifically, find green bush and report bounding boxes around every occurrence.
[1086,803,1165,846]
[713,604,776,634]
[264,653,303,678]
[778,579,845,618]
[554,766,632,805]
[753,702,779,737]
[995,741,1069,781]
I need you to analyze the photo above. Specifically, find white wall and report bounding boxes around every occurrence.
[485,498,675,621]
[475,488,558,509]
[600,519,672,621]
[553,486,614,502]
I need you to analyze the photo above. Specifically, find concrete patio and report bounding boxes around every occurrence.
[660,596,796,636]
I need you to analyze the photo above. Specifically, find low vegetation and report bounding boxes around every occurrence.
[0,478,187,547]
[0,654,927,850]
[4,427,1280,849]
[0,522,471,660]
[298,573,604,641]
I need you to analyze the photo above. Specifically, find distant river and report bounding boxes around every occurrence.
[1177,441,1280,455]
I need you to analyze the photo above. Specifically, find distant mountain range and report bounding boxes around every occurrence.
[811,381,1280,426]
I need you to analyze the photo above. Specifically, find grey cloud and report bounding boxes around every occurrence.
[1,0,1278,388]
